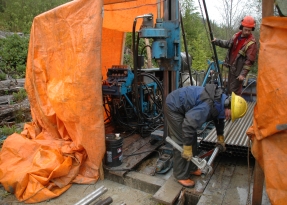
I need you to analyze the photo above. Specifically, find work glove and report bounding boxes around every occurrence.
[181,145,193,161]
[216,135,225,148]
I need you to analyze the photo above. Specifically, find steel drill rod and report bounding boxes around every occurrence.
[207,146,220,166]
[94,196,113,205]
[180,11,193,85]
[201,0,223,85]
[201,146,220,176]
[74,186,108,205]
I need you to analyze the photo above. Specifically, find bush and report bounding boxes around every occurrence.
[12,88,27,103]
[0,125,18,137]
[0,34,29,78]
[0,71,6,80]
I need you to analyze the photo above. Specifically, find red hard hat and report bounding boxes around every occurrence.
[241,16,256,28]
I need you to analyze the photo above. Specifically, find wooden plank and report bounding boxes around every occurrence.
[197,156,237,205]
[222,157,256,205]
[153,175,182,205]
[122,134,141,150]
[108,136,163,176]
[252,160,264,205]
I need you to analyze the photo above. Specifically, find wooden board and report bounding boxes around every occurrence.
[122,134,141,150]
[153,175,182,205]
[108,136,164,176]
[197,158,242,205]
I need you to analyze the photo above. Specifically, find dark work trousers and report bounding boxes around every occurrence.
[164,104,198,180]
[227,70,243,95]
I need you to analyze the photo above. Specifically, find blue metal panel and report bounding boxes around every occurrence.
[158,21,181,71]
[139,28,167,38]
[152,40,167,58]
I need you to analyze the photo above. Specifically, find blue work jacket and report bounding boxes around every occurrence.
[165,84,226,145]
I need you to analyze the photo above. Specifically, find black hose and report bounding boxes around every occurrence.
[140,45,152,56]
[132,19,141,122]
[137,72,164,121]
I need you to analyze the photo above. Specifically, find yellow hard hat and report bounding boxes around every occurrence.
[231,92,248,122]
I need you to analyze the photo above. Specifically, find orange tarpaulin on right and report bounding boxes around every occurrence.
[247,17,287,205]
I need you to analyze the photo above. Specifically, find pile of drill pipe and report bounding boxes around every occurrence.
[199,101,256,157]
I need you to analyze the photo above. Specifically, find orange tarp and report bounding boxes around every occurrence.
[247,17,287,205]
[102,0,158,79]
[0,0,157,203]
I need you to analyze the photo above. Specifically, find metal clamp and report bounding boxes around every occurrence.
[165,136,209,170]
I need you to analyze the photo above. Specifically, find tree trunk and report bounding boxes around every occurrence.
[144,38,152,68]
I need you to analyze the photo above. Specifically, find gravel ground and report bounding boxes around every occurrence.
[0,179,160,205]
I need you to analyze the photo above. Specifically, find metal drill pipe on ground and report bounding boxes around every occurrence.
[225,101,255,145]
[74,186,108,205]
[233,106,253,144]
[94,197,113,205]
[201,146,220,175]
[199,101,256,157]
[237,105,254,145]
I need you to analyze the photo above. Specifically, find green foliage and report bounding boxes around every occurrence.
[14,108,28,123]
[0,34,29,78]
[12,88,27,103]
[124,32,155,68]
[0,71,6,80]
[0,0,71,33]
[181,1,214,71]
[123,53,133,68]
[0,125,18,136]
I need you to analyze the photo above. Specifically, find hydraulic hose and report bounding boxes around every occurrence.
[132,19,141,121]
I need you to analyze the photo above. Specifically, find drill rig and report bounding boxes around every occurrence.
[102,0,224,173]
[102,65,164,136]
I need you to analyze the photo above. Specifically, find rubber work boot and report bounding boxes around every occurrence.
[190,169,202,176]
[177,179,195,188]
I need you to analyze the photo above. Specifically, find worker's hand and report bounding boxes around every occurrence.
[225,108,231,121]
[182,145,193,161]
[216,135,225,148]
[211,38,216,42]
[237,75,245,81]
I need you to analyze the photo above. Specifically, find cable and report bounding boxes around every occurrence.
[123,149,160,158]
[140,45,152,56]
[240,79,256,95]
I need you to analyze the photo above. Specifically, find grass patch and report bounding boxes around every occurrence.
[0,125,18,136]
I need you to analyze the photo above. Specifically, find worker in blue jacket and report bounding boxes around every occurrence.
[164,84,247,187]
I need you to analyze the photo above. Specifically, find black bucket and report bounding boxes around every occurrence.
[105,133,123,167]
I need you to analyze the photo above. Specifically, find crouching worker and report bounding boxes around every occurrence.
[164,84,247,187]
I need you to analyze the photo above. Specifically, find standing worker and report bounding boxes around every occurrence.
[164,84,247,187]
[213,16,258,95]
